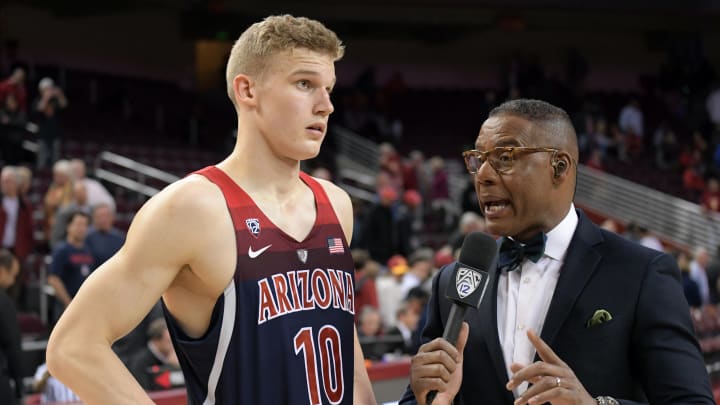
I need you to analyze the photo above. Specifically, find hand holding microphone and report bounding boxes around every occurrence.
[410,232,498,405]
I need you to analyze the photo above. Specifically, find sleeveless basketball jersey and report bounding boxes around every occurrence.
[162,166,356,405]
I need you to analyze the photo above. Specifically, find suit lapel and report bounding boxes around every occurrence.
[479,263,515,402]
[539,211,602,349]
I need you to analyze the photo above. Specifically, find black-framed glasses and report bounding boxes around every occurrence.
[462,146,559,174]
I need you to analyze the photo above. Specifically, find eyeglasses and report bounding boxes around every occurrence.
[462,146,559,174]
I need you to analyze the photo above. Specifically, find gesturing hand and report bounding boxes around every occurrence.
[410,322,469,405]
[506,330,596,405]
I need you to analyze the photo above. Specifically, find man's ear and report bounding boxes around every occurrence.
[551,153,572,182]
[233,74,256,107]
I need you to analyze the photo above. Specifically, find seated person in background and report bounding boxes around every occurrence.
[85,203,125,268]
[127,318,180,392]
[113,302,163,366]
[33,363,80,404]
[70,159,115,212]
[47,211,94,323]
[358,305,388,361]
[386,301,420,356]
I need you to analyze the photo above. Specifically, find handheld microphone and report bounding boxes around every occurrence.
[426,231,498,405]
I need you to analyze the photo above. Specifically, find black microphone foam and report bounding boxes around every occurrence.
[441,231,497,342]
[427,232,497,405]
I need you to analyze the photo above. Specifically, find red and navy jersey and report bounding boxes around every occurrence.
[162,166,356,405]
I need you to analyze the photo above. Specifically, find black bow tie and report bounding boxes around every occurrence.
[497,232,546,272]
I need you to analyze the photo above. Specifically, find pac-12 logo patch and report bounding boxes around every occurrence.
[245,218,261,238]
[455,267,483,299]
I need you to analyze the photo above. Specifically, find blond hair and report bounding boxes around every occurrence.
[225,15,344,106]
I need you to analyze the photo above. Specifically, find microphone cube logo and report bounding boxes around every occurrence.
[455,267,484,299]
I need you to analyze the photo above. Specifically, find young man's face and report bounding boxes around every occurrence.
[252,48,336,161]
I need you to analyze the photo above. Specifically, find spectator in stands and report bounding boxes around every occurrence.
[700,177,720,213]
[706,245,720,304]
[352,249,379,322]
[113,302,163,367]
[357,306,386,360]
[360,185,397,264]
[0,249,22,405]
[448,211,485,253]
[33,363,80,404]
[590,118,616,161]
[43,159,74,241]
[50,181,90,250]
[377,254,408,329]
[690,246,711,306]
[678,251,701,308]
[429,156,449,202]
[386,301,420,356]
[654,126,679,170]
[86,203,125,268]
[429,156,453,231]
[638,226,664,252]
[127,318,180,392]
[0,166,34,303]
[396,190,423,257]
[0,67,26,112]
[69,159,115,212]
[47,211,94,323]
[34,77,68,169]
[400,248,434,298]
[405,286,430,354]
[379,142,403,191]
[402,150,426,194]
[15,166,31,197]
[618,98,644,156]
[0,94,26,165]
[459,177,482,216]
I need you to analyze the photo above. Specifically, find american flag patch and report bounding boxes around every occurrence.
[327,237,345,254]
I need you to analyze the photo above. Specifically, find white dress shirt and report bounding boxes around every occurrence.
[497,204,578,397]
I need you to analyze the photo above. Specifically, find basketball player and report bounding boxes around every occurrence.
[47,15,376,404]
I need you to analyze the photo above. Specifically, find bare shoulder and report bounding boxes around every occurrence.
[124,174,230,265]
[313,177,354,242]
[140,174,228,223]
[314,178,352,210]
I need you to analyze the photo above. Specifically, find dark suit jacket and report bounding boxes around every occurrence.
[400,211,714,404]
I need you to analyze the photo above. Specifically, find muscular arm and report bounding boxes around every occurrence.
[354,324,377,405]
[47,178,228,404]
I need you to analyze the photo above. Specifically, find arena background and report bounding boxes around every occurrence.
[1,0,720,404]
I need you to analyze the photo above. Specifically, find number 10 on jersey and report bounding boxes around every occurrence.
[294,326,345,405]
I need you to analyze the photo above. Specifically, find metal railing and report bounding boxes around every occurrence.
[332,125,381,173]
[94,151,180,198]
[575,165,720,253]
